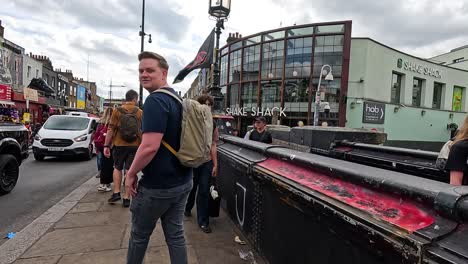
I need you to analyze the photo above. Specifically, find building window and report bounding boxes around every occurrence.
[287,26,314,37]
[432,82,443,109]
[261,40,284,79]
[261,80,281,109]
[36,69,39,78]
[285,37,312,78]
[51,77,55,88]
[241,82,258,109]
[391,73,402,104]
[229,50,242,83]
[263,30,285,41]
[242,44,260,81]
[314,35,344,78]
[220,55,228,85]
[316,24,345,34]
[27,66,31,78]
[412,78,423,107]
[452,86,465,112]
[228,84,240,109]
[70,86,73,96]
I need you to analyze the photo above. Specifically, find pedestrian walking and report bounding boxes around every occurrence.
[103,90,143,207]
[445,116,468,185]
[249,116,273,144]
[94,108,114,191]
[124,51,194,264]
[184,94,219,233]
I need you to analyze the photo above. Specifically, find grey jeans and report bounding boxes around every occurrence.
[127,180,193,264]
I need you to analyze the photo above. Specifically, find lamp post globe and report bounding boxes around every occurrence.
[209,0,231,18]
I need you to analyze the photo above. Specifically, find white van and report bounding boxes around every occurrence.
[32,115,98,161]
[67,111,89,117]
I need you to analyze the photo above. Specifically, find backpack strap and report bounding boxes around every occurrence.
[154,89,183,104]
[154,89,182,157]
[161,140,177,156]
[117,107,126,114]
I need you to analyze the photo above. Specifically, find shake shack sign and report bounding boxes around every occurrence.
[397,58,442,79]
[363,102,385,124]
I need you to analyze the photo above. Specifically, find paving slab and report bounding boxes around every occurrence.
[13,256,61,264]
[121,224,167,249]
[22,226,124,258]
[57,249,126,264]
[54,210,129,229]
[144,245,199,264]
[69,202,102,214]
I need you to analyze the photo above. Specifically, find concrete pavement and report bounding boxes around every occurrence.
[0,176,264,264]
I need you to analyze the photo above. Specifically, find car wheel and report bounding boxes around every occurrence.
[0,154,20,195]
[84,144,93,161]
[34,153,45,161]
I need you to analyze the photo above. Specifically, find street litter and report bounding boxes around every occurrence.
[5,232,16,239]
[235,235,247,245]
[238,249,257,264]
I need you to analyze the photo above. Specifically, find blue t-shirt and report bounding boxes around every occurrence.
[139,87,192,189]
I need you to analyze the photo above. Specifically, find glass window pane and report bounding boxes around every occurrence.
[231,41,242,50]
[294,38,304,48]
[334,35,344,45]
[316,24,345,34]
[315,36,325,46]
[287,26,314,37]
[324,36,334,45]
[433,83,443,109]
[263,30,286,41]
[304,37,313,47]
[244,35,261,46]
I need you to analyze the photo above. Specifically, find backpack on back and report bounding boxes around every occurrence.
[155,89,213,168]
[117,107,140,143]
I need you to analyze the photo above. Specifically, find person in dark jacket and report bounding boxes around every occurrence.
[249,116,273,144]
[446,116,468,185]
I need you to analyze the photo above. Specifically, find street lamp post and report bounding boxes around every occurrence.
[208,0,231,113]
[139,0,152,108]
[313,64,333,126]
[108,79,126,107]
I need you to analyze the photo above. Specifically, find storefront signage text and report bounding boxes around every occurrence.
[226,107,287,117]
[397,58,442,79]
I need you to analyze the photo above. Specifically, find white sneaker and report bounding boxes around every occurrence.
[97,184,106,192]
[103,184,112,192]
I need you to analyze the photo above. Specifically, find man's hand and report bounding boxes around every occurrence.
[212,165,218,177]
[103,147,111,158]
[125,171,138,197]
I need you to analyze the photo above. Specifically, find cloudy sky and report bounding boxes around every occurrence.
[1,0,467,100]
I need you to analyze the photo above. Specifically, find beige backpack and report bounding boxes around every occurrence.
[155,89,213,168]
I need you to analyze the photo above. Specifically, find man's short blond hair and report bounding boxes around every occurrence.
[138,51,169,70]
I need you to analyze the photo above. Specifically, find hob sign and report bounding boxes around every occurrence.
[363,102,385,124]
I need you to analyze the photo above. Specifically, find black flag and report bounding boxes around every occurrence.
[173,29,215,84]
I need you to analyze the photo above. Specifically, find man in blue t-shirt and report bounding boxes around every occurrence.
[125,51,192,264]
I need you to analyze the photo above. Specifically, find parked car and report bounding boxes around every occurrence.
[0,122,29,194]
[32,115,98,161]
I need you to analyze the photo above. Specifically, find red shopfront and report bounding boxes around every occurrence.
[11,91,46,125]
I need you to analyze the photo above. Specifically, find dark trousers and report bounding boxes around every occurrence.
[185,160,213,227]
[100,153,114,185]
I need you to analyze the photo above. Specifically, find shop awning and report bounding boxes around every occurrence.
[0,100,15,106]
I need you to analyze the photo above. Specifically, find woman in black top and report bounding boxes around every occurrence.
[445,116,468,185]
